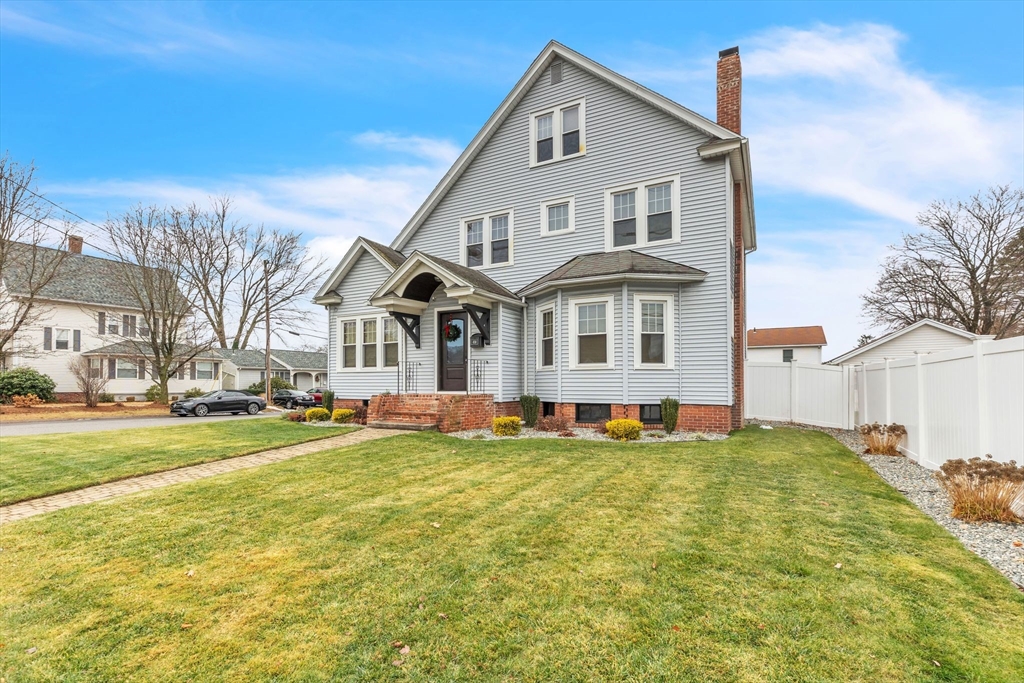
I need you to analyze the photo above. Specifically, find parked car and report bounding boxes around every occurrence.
[170,391,266,417]
[307,387,329,405]
[273,389,317,410]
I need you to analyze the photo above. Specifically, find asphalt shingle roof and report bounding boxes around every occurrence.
[518,250,706,295]
[269,349,328,370]
[416,252,518,300]
[363,239,407,269]
[214,348,287,370]
[747,326,827,347]
[83,341,223,359]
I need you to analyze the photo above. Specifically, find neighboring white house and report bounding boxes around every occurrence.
[827,319,992,366]
[746,326,826,364]
[214,348,327,391]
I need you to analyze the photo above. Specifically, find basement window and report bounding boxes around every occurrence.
[576,403,611,423]
[640,405,662,424]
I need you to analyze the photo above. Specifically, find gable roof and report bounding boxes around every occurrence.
[389,40,755,253]
[314,237,407,303]
[2,242,151,310]
[371,250,520,306]
[826,319,986,365]
[518,250,706,297]
[747,326,827,348]
[214,348,286,370]
[269,349,328,371]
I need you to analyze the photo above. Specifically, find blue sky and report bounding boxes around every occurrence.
[2,1,1022,354]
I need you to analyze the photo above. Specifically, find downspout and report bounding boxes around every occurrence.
[521,298,528,397]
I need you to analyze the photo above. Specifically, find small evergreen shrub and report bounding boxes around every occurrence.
[184,387,205,399]
[0,367,56,402]
[322,390,335,413]
[536,415,570,432]
[492,416,522,436]
[605,418,643,441]
[305,407,331,422]
[98,392,116,403]
[332,408,355,423]
[858,422,907,456]
[660,397,679,433]
[519,395,540,427]
[937,455,1024,523]
[145,384,162,402]
[284,411,306,422]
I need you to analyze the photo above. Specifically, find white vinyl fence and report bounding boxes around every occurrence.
[746,336,1024,469]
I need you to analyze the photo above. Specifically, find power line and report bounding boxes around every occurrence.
[9,207,122,260]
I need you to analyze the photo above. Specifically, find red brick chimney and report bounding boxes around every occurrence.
[717,46,741,134]
[67,234,84,254]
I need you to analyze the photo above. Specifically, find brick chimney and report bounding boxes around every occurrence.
[67,234,83,254]
[717,46,741,134]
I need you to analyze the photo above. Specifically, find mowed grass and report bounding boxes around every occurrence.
[2,428,1022,682]
[0,419,355,504]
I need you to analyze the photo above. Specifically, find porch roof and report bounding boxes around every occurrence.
[517,250,707,297]
[369,250,522,313]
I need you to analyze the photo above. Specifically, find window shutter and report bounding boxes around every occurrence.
[138,358,146,379]
[177,366,184,380]
[123,315,130,337]
[190,362,196,380]
[73,330,81,352]
[43,327,52,350]
[98,312,106,335]
[108,358,116,379]
[213,362,220,380]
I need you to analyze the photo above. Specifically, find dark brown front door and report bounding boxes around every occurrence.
[439,311,467,392]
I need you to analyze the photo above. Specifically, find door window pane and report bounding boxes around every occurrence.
[547,203,569,232]
[466,219,484,267]
[490,215,509,264]
[444,317,465,365]
[363,320,377,368]
[612,191,636,247]
[647,183,673,242]
[536,114,553,162]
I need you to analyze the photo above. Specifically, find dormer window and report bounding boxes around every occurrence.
[530,98,585,167]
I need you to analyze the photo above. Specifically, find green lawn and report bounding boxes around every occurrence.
[0,419,356,504]
[2,427,1021,682]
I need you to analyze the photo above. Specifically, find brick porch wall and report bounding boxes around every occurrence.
[366,393,497,433]
[494,401,522,418]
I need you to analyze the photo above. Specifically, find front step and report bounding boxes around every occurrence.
[367,420,438,432]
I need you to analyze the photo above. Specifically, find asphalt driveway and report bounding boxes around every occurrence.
[0,411,279,437]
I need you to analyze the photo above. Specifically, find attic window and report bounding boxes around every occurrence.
[530,98,586,167]
[550,61,563,84]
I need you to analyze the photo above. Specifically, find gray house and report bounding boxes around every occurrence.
[314,41,755,432]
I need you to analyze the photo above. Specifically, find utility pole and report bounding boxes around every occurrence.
[264,259,272,403]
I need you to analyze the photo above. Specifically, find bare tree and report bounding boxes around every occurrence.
[100,205,213,402]
[863,186,1024,338]
[67,356,109,407]
[0,154,68,368]
[175,197,327,350]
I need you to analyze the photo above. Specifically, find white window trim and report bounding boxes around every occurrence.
[632,293,675,370]
[529,97,586,168]
[458,208,515,269]
[536,304,555,371]
[603,174,680,252]
[539,195,576,237]
[337,315,403,371]
[568,294,615,370]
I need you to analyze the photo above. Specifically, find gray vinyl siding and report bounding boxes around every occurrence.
[529,293,558,400]
[402,59,731,404]
[327,251,401,399]
[499,303,523,402]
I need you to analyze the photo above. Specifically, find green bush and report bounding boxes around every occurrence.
[661,397,680,433]
[0,367,56,402]
[492,416,522,436]
[519,395,539,427]
[144,384,162,402]
[246,377,296,394]
[98,392,116,404]
[332,408,355,423]
[183,387,205,399]
[322,390,335,413]
[605,418,643,441]
[305,407,330,422]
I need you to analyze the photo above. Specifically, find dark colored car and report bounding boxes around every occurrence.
[170,391,266,417]
[273,389,317,410]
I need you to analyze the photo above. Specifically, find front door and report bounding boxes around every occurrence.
[438,311,467,392]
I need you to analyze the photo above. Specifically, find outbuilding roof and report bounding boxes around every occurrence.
[747,326,827,348]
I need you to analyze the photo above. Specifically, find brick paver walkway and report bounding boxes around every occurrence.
[0,427,401,524]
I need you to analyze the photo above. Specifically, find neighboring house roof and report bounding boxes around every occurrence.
[83,341,222,360]
[388,40,755,253]
[270,349,328,371]
[826,319,987,365]
[2,242,149,310]
[747,326,827,348]
[214,348,287,370]
[517,250,706,297]
[314,237,407,303]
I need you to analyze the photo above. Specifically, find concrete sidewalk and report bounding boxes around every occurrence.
[0,427,401,524]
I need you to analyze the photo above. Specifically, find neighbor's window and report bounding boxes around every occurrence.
[783,349,794,363]
[462,211,514,268]
[88,357,103,379]
[363,319,377,368]
[383,318,399,368]
[576,301,608,366]
[612,191,637,247]
[536,113,554,163]
[466,219,484,268]
[196,362,214,380]
[530,99,585,167]
[54,328,70,350]
[540,308,554,368]
[116,358,138,379]
[490,215,509,265]
[605,175,679,250]
[342,321,356,368]
[633,294,674,369]
[576,403,611,423]
[640,404,662,424]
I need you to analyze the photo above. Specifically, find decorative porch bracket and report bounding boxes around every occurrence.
[391,312,421,349]
[462,304,491,345]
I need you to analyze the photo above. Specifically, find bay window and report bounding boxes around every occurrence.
[116,358,138,379]
[539,307,554,368]
[604,175,680,250]
[530,98,586,167]
[633,293,674,369]
[88,357,103,379]
[570,296,613,369]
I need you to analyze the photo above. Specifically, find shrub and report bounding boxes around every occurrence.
[594,419,609,436]
[246,377,296,394]
[519,395,540,427]
[353,405,367,425]
[858,422,907,455]
[661,397,680,433]
[145,384,162,402]
[184,387,205,399]
[284,411,306,422]
[332,408,355,423]
[606,418,643,441]
[12,393,43,407]
[536,415,570,432]
[98,392,116,403]
[492,416,522,436]
[0,367,56,402]
[936,456,1024,523]
[126,396,136,402]
[305,407,330,422]
[322,390,335,413]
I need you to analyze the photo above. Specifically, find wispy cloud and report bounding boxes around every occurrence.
[352,131,461,166]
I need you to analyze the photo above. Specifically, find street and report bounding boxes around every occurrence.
[0,411,280,437]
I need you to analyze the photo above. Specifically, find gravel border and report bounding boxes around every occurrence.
[749,420,1024,589]
[449,426,728,443]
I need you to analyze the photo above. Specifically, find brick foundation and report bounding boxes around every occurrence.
[494,401,522,418]
[366,393,497,433]
[548,402,733,433]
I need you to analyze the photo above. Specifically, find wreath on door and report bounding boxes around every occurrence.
[443,320,462,342]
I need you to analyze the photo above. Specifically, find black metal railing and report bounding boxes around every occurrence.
[397,360,418,395]
[469,359,487,394]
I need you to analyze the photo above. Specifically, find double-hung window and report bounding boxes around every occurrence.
[539,307,555,368]
[530,98,585,167]
[362,320,377,368]
[341,321,357,369]
[633,294,674,369]
[540,196,575,236]
[570,296,613,369]
[88,357,103,379]
[54,328,70,350]
[461,210,514,268]
[383,318,399,368]
[605,175,680,250]
[340,317,399,369]
[196,362,215,380]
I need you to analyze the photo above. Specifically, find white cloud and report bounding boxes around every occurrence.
[352,131,461,166]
